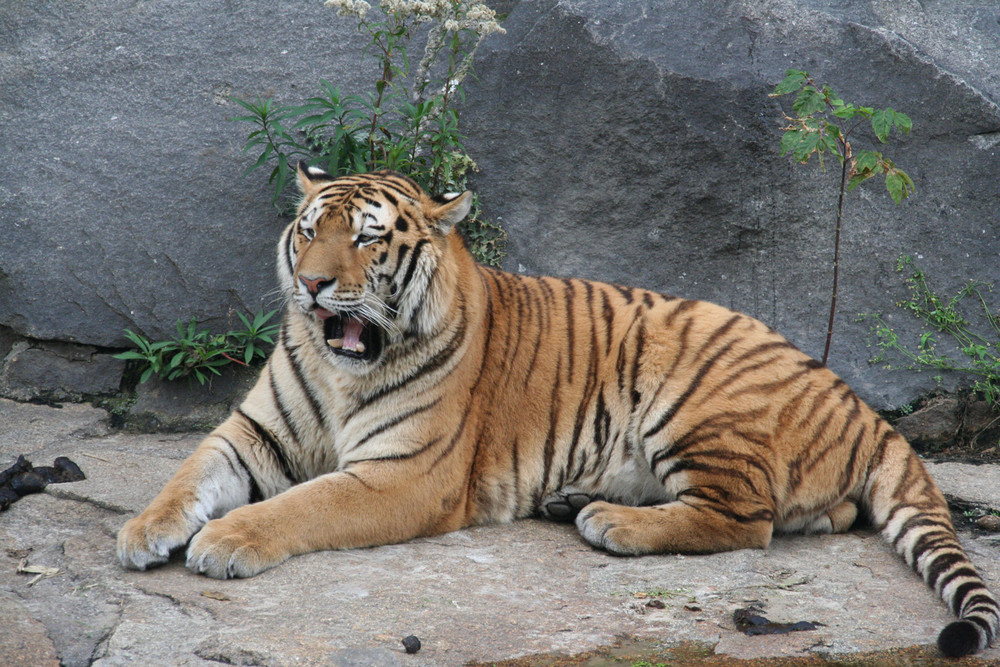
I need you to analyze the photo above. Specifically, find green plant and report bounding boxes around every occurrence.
[230,309,283,365]
[771,69,914,365]
[115,309,280,385]
[963,507,1000,522]
[231,0,507,265]
[457,188,506,267]
[863,256,1000,410]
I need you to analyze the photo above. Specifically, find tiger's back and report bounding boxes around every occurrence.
[464,271,870,530]
[117,168,997,657]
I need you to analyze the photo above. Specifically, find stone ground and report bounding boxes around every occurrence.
[1,398,999,667]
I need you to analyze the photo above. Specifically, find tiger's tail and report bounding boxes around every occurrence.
[865,429,998,656]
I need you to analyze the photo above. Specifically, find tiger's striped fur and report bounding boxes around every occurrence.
[118,167,997,656]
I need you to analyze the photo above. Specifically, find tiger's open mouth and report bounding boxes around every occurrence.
[314,308,383,362]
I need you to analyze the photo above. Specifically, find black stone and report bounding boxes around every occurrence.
[401,635,421,654]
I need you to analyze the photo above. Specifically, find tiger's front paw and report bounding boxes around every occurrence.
[575,501,651,556]
[117,508,196,571]
[186,510,287,579]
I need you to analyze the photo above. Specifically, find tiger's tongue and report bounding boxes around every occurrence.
[343,316,365,350]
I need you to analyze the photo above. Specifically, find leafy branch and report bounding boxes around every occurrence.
[771,69,914,365]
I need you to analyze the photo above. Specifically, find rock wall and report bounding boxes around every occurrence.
[1,0,998,410]
[461,0,1000,408]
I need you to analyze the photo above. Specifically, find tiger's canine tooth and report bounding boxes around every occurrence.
[355,341,366,354]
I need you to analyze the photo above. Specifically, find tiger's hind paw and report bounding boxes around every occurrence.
[540,487,602,522]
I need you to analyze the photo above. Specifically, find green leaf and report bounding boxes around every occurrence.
[894,111,912,134]
[819,133,841,157]
[793,131,822,162]
[778,129,802,158]
[792,86,827,116]
[772,69,808,96]
[871,108,898,143]
[259,309,278,326]
[113,350,148,361]
[854,149,880,173]
[122,329,150,346]
[831,103,856,119]
[885,169,915,204]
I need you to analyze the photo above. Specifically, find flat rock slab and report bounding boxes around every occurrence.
[1,398,999,666]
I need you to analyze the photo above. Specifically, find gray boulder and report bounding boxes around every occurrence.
[461,0,1000,409]
[0,0,371,345]
[1,0,998,410]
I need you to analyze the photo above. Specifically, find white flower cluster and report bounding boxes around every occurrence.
[325,0,505,37]
[324,0,371,20]
[443,3,504,37]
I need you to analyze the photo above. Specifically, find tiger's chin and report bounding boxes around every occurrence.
[315,308,384,364]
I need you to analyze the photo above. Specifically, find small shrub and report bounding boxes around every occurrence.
[232,0,507,265]
[771,69,913,364]
[863,255,1000,410]
[115,310,280,385]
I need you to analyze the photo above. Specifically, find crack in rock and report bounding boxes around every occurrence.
[134,586,195,617]
[45,488,132,515]
[87,596,125,665]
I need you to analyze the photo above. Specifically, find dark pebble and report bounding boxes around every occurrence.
[401,635,421,654]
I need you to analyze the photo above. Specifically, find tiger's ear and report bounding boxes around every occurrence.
[427,191,473,233]
[296,162,335,195]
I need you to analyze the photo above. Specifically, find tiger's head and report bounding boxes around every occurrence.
[278,165,472,369]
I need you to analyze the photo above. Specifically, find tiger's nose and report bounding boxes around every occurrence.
[299,275,334,296]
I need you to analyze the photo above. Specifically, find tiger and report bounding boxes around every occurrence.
[117,166,998,657]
